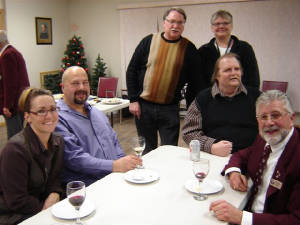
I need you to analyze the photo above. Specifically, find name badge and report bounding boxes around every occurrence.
[270,178,282,190]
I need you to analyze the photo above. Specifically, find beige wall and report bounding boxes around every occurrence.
[5,0,69,88]
[3,0,300,111]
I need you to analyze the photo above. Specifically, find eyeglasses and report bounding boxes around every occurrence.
[165,19,185,26]
[70,81,90,88]
[256,111,289,122]
[30,106,60,117]
[212,22,231,27]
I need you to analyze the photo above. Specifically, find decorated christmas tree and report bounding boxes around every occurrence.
[43,35,89,94]
[90,54,107,95]
[61,35,89,75]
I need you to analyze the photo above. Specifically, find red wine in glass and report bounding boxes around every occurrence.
[195,172,207,182]
[69,195,85,208]
[67,181,86,225]
[192,159,209,201]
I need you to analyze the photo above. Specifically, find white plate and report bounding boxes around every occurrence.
[124,169,160,184]
[51,198,95,220]
[101,98,122,105]
[87,98,101,106]
[184,178,223,195]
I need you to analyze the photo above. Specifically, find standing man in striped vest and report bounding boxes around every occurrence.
[126,7,201,154]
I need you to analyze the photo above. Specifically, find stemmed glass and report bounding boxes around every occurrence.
[192,159,210,201]
[131,136,145,169]
[66,181,86,225]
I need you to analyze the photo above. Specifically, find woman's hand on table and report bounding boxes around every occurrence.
[42,192,60,210]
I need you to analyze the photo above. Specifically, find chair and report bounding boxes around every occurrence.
[97,77,119,98]
[262,80,288,93]
[97,77,119,127]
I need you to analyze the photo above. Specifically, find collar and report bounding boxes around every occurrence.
[0,44,11,56]
[160,32,182,43]
[57,98,92,115]
[211,82,248,98]
[24,124,59,153]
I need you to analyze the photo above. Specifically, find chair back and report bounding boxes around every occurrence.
[262,80,288,93]
[97,77,119,98]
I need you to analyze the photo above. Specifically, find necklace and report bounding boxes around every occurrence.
[215,37,232,56]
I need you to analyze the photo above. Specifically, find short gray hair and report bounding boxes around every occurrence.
[163,7,187,22]
[211,10,232,25]
[0,30,8,43]
[256,90,294,115]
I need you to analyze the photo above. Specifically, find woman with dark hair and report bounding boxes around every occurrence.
[0,88,63,225]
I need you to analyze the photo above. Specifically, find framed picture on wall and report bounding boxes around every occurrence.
[35,17,52,45]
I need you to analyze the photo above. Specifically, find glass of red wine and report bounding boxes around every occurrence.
[66,181,86,225]
[192,158,209,201]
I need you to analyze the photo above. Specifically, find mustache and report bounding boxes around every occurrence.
[263,125,279,133]
[74,90,88,96]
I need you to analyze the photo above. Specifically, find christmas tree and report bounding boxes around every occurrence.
[44,35,89,94]
[90,54,107,95]
[61,35,89,76]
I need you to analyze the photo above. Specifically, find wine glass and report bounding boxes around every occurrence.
[131,136,145,169]
[192,158,209,201]
[66,181,86,225]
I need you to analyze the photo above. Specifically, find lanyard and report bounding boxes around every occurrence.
[215,37,232,56]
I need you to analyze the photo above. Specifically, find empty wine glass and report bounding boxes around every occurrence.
[131,136,145,169]
[66,181,86,225]
[192,158,209,201]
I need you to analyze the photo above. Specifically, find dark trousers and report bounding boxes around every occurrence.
[135,100,179,155]
[4,113,24,139]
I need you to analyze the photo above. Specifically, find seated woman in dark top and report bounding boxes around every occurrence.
[182,53,260,157]
[0,88,64,225]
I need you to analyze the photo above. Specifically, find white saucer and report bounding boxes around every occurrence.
[124,169,160,184]
[51,198,95,219]
[185,178,223,195]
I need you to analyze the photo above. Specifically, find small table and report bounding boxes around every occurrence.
[54,94,130,127]
[93,98,130,127]
[20,146,249,225]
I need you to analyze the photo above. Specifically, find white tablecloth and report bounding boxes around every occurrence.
[19,146,249,225]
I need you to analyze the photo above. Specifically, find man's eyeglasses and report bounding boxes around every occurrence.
[165,19,185,26]
[212,22,231,27]
[256,111,289,122]
[30,106,60,117]
[70,81,90,88]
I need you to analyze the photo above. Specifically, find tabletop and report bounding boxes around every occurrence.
[19,146,249,225]
[93,98,130,114]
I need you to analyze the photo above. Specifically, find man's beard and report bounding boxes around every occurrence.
[74,90,88,105]
[261,125,290,146]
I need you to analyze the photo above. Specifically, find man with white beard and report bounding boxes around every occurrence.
[210,90,300,225]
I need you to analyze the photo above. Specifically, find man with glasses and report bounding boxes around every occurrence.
[210,90,300,225]
[196,10,260,105]
[55,66,141,186]
[126,7,201,154]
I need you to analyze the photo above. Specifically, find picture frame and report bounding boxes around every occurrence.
[40,70,61,94]
[35,17,52,45]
